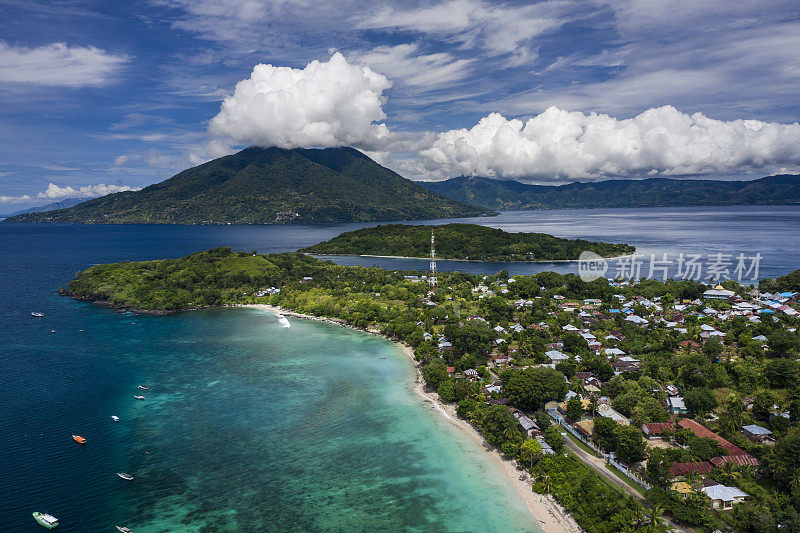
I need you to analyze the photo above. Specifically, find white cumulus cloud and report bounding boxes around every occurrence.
[37,183,140,200]
[0,41,129,87]
[1,183,140,204]
[417,106,800,180]
[208,52,392,149]
[0,194,31,203]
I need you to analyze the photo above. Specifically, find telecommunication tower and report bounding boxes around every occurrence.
[429,229,437,290]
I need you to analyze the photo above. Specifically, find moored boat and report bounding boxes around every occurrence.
[31,312,44,317]
[133,395,145,400]
[117,472,134,481]
[111,415,120,421]
[72,434,86,444]
[116,526,132,533]
[32,512,59,528]
[137,385,149,390]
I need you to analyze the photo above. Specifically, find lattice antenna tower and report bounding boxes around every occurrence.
[429,229,437,290]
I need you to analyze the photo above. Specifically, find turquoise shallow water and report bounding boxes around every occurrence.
[3,300,541,532]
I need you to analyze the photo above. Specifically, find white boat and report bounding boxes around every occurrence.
[116,526,132,533]
[31,312,44,317]
[137,385,149,390]
[117,472,134,481]
[32,511,59,529]
[32,512,59,528]
[133,395,145,400]
[111,415,120,422]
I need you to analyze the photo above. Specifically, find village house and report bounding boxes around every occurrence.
[574,419,595,439]
[669,461,713,478]
[669,397,689,415]
[597,403,629,425]
[670,481,694,499]
[702,484,748,510]
[492,354,512,365]
[546,349,569,363]
[537,437,554,455]
[677,418,760,468]
[742,424,774,444]
[642,422,674,439]
[611,357,641,374]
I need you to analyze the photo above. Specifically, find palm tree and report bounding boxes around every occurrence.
[789,468,800,495]
[503,425,520,443]
[720,461,742,484]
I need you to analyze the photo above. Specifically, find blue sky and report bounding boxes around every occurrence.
[2,0,800,209]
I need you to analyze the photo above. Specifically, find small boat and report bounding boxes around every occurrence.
[116,526,132,533]
[380,356,387,359]
[117,472,134,481]
[133,395,145,400]
[31,312,44,317]
[111,415,120,422]
[72,434,86,444]
[32,512,59,529]
[137,385,149,390]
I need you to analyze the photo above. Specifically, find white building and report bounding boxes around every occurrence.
[701,485,748,510]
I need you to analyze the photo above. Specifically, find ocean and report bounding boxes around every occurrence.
[2,205,799,531]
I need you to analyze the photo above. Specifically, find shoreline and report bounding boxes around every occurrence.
[307,252,635,264]
[239,303,582,533]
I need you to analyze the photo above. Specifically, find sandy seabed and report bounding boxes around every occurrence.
[240,304,582,533]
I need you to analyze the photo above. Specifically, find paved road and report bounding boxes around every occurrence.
[560,429,694,533]
[561,432,644,499]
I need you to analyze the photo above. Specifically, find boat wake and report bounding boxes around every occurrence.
[276,314,291,328]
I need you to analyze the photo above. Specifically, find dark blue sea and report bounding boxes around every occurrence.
[1,205,799,532]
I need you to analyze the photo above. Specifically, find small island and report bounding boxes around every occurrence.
[301,223,635,261]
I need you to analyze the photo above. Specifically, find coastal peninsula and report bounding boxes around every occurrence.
[63,247,800,532]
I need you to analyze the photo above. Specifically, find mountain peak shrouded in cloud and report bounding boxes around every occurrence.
[4,147,488,224]
[2,0,800,201]
[414,106,800,181]
[208,53,392,150]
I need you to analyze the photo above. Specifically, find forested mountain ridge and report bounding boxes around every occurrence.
[5,147,490,224]
[421,174,800,210]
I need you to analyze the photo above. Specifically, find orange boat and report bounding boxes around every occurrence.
[72,434,87,444]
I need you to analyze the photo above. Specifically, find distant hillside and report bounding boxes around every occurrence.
[6,147,490,224]
[301,223,635,261]
[1,197,86,218]
[420,174,800,210]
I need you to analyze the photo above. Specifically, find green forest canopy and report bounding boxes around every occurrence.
[301,223,635,261]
